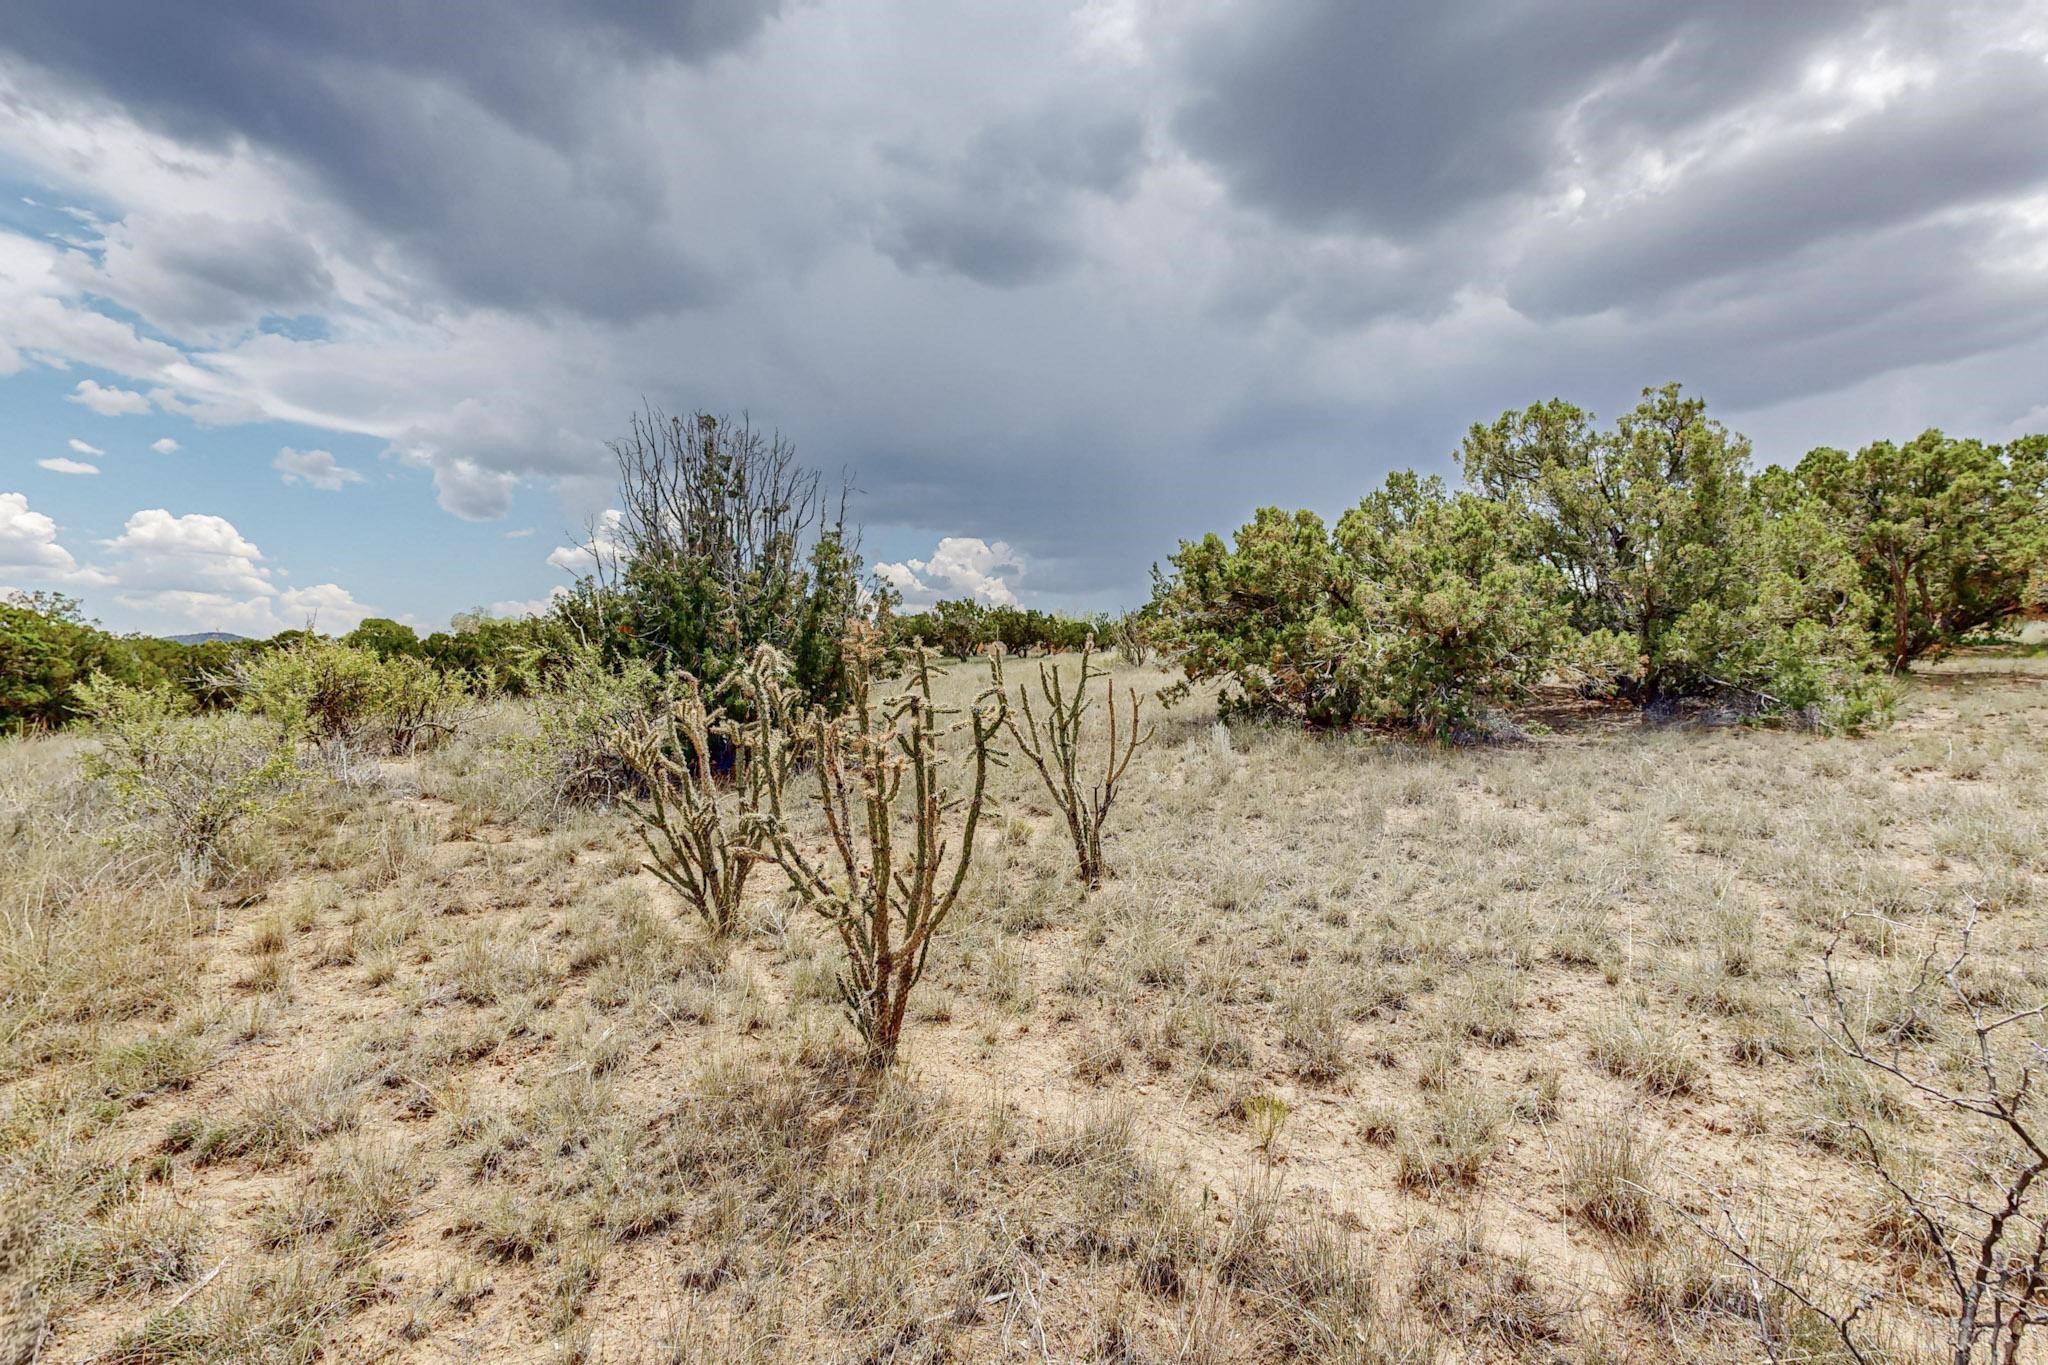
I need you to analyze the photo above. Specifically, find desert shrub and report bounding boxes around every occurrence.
[1657,490,1897,731]
[371,653,470,754]
[513,644,666,815]
[1462,385,1756,701]
[1154,473,1565,736]
[1154,506,1354,728]
[1333,472,1570,738]
[1108,608,1154,666]
[236,638,389,752]
[1703,920,2048,1364]
[236,638,470,759]
[421,608,568,695]
[885,601,1096,660]
[77,676,302,877]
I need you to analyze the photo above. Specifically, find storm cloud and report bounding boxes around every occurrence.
[3,0,2046,616]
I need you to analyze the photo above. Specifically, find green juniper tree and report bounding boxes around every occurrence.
[1153,475,1566,736]
[1460,384,1756,703]
[1794,431,2048,671]
[1461,384,1885,723]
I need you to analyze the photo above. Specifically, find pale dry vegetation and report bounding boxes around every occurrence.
[3,655,2047,1361]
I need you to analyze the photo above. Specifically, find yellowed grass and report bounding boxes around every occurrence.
[3,655,2045,1361]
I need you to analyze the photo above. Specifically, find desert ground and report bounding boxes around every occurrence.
[4,654,2046,1362]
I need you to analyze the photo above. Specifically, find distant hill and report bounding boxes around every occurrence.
[162,631,249,645]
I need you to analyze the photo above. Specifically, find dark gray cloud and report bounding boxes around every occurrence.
[85,214,335,334]
[1515,48,2048,319]
[874,101,1147,287]
[2,0,780,319]
[1,1,782,139]
[1172,0,1869,241]
[4,0,2048,619]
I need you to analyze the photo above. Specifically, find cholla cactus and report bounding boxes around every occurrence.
[747,623,1006,1064]
[616,657,785,939]
[998,640,1151,890]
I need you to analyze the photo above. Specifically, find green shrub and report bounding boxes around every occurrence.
[77,676,302,878]
[1464,384,1890,727]
[1154,473,1565,736]
[237,639,389,751]
[372,654,470,754]
[1335,473,1569,737]
[236,638,470,758]
[512,644,667,816]
[571,409,869,711]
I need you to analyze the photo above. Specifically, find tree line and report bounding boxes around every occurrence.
[1150,384,2047,737]
[8,387,2042,735]
[0,593,569,731]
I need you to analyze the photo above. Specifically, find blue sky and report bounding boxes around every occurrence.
[4,354,569,633]
[4,339,981,632]
[4,2,2048,637]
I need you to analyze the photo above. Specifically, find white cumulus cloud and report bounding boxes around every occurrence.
[0,495,374,632]
[151,437,180,454]
[99,508,373,634]
[67,437,104,455]
[547,508,624,576]
[273,445,366,491]
[65,379,152,416]
[875,536,1023,607]
[37,456,99,475]
[488,587,570,619]
[0,490,94,581]
[103,508,272,594]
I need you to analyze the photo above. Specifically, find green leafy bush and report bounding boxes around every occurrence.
[1333,474,1569,738]
[372,654,471,754]
[236,638,470,757]
[1659,492,1896,731]
[512,643,668,816]
[574,409,869,711]
[77,676,302,878]
[1463,384,1888,727]
[237,639,389,751]
[1155,505,1361,728]
[1461,385,1760,704]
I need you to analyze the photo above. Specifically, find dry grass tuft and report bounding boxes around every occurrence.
[4,656,2045,1359]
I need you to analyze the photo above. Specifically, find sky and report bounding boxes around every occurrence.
[3,1,2048,637]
